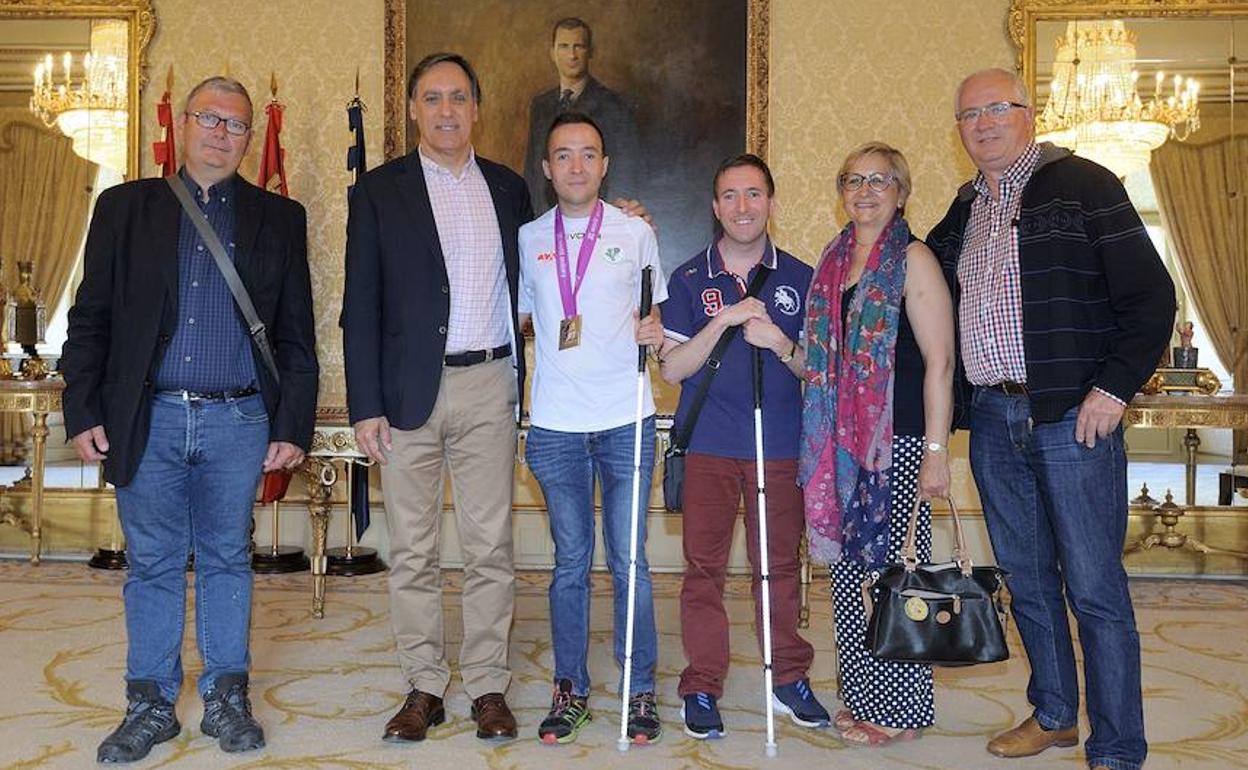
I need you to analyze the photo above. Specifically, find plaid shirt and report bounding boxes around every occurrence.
[419,147,510,353]
[957,142,1042,386]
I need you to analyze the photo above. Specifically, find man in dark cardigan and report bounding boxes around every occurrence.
[927,68,1174,770]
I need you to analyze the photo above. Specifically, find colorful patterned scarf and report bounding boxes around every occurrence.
[799,213,910,566]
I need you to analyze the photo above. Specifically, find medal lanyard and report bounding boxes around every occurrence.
[554,200,604,319]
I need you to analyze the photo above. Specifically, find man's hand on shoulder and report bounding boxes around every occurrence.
[263,441,306,473]
[1075,389,1126,449]
[71,426,109,463]
[353,416,392,465]
[611,198,654,230]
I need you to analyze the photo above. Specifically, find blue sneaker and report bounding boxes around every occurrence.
[771,678,831,728]
[680,692,725,739]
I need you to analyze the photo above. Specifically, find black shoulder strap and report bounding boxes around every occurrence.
[671,264,772,450]
[166,175,281,386]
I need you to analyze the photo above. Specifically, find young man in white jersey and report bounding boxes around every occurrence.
[518,112,666,745]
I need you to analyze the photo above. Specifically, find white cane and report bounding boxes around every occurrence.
[752,345,779,757]
[618,266,654,752]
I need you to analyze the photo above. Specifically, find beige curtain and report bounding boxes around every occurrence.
[1150,135,1248,460]
[0,113,99,463]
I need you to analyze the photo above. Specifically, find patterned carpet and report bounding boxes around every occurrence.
[0,561,1245,769]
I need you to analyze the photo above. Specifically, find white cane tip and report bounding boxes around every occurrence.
[617,738,630,752]
[765,744,778,758]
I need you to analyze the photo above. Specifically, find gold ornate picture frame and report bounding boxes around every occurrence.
[1008,0,1248,96]
[0,0,156,179]
[382,0,769,273]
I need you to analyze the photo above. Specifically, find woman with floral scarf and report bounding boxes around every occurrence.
[800,142,954,747]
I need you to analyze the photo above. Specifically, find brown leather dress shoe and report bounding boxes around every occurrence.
[471,692,517,740]
[987,716,1078,758]
[383,690,445,742]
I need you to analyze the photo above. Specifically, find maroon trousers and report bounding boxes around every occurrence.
[677,453,814,697]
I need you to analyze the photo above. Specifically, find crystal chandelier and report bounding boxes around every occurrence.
[29,20,129,174]
[1036,20,1200,178]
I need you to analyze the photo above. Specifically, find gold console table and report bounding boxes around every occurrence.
[1125,394,1248,506]
[0,377,64,563]
[1124,393,1248,559]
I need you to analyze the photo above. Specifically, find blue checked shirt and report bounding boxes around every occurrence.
[153,169,258,393]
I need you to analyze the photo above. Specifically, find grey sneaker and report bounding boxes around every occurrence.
[200,673,265,752]
[97,681,181,764]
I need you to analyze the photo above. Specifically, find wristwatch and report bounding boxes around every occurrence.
[924,440,947,453]
[778,341,797,363]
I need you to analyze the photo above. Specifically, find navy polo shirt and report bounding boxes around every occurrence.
[154,168,258,393]
[662,240,812,460]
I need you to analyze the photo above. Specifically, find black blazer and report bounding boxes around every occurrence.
[60,175,320,487]
[341,151,533,430]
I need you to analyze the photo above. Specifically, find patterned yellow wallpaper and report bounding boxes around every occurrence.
[141,0,385,407]
[144,0,1013,406]
[769,0,1015,263]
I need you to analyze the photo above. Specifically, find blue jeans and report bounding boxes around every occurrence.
[525,416,657,696]
[115,392,269,702]
[969,388,1145,770]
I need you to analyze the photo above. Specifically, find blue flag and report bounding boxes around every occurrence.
[347,96,367,198]
[350,461,370,540]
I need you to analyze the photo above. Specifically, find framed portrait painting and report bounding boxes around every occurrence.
[383,0,769,274]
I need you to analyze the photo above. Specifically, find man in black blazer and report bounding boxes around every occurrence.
[61,77,318,764]
[342,52,531,744]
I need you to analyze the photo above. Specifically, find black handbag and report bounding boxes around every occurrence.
[863,495,1009,667]
[662,265,771,512]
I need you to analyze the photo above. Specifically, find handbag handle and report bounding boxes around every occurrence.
[900,494,973,577]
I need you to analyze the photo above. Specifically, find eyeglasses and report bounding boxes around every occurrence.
[838,172,895,193]
[955,101,1029,124]
[188,110,250,136]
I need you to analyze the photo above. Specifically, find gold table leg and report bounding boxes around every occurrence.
[303,459,334,618]
[1183,428,1200,506]
[798,532,811,629]
[1124,489,1248,561]
[29,411,48,564]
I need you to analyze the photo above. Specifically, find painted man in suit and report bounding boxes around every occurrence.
[342,52,530,745]
[523,17,643,213]
[62,76,319,764]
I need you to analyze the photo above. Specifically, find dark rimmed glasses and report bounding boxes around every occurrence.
[188,110,250,136]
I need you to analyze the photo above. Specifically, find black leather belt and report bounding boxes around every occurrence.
[158,386,259,401]
[985,380,1028,397]
[444,344,511,367]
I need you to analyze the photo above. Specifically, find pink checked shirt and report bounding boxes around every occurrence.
[420,147,511,353]
[957,142,1042,386]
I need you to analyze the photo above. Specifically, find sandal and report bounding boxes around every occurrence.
[833,709,857,732]
[840,720,922,748]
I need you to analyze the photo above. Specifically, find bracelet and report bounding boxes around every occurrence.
[778,341,797,363]
[923,438,947,453]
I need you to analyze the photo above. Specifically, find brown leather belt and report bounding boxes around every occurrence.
[985,380,1028,397]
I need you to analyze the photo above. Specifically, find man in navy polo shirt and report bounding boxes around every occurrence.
[657,154,829,739]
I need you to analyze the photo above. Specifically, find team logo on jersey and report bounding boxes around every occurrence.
[773,285,800,316]
[701,288,724,317]
[603,246,623,263]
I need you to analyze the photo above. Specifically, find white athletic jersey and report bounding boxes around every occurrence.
[519,201,667,432]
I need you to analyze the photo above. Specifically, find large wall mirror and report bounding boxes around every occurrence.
[1012,0,1248,461]
[0,0,153,462]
